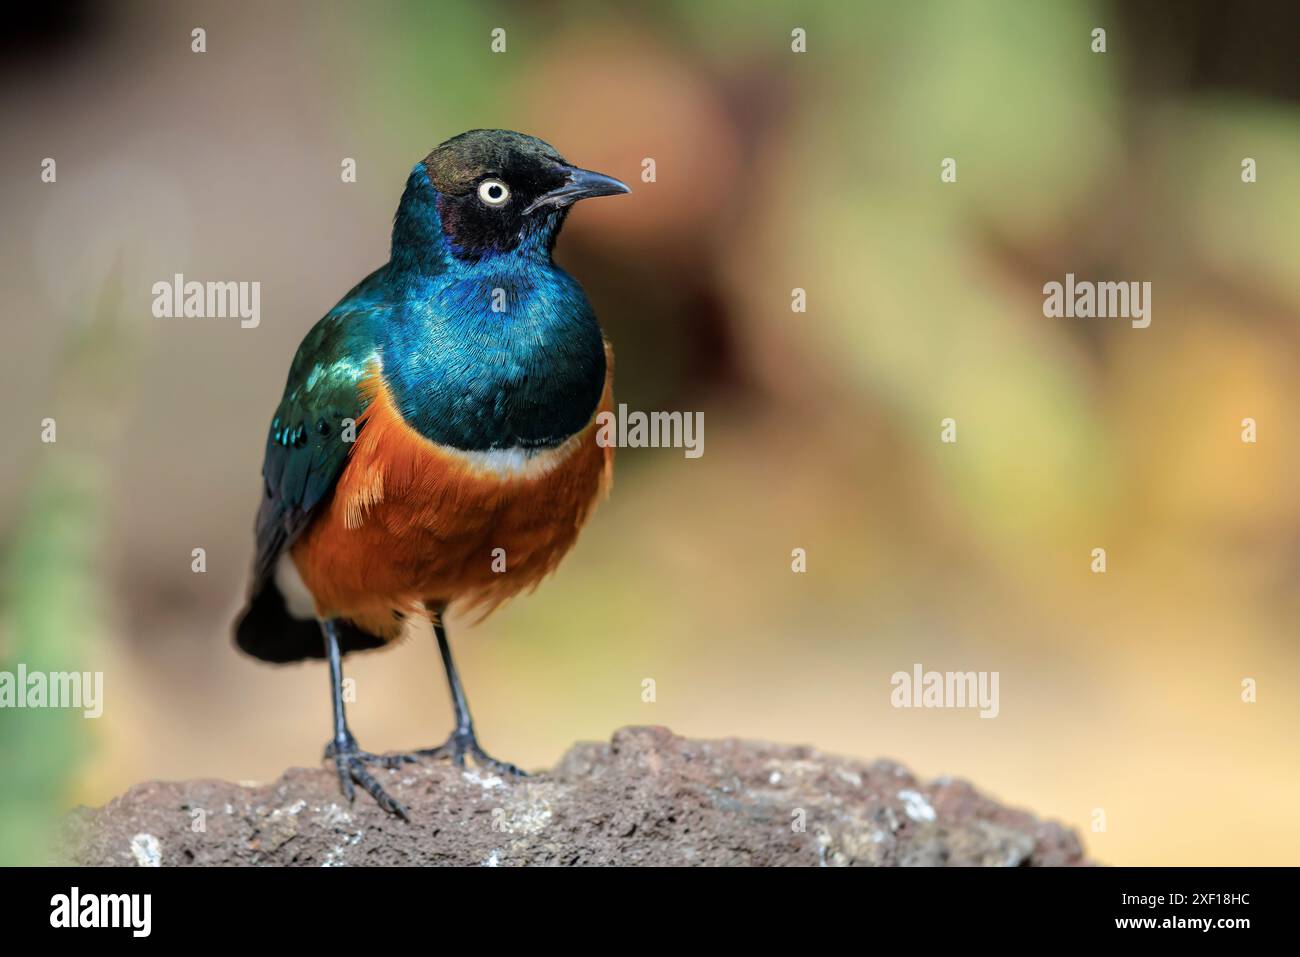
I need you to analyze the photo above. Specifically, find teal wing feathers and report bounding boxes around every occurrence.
[251,278,386,586]
[235,269,391,662]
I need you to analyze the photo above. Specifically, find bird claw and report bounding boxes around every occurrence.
[323,739,416,770]
[411,730,528,777]
[324,736,411,820]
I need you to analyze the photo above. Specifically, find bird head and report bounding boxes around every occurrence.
[395,129,629,264]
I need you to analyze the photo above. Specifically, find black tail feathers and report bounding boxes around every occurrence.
[234,578,386,663]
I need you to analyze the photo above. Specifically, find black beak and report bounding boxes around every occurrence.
[523,165,630,215]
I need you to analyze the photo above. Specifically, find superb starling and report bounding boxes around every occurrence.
[233,130,629,818]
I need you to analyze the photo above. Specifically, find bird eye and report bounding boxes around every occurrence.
[477,179,510,207]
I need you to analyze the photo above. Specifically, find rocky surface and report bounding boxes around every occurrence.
[60,726,1088,866]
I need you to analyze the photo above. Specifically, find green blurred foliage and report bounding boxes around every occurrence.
[0,275,134,864]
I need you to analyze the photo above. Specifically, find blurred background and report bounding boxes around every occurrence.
[2,0,1299,866]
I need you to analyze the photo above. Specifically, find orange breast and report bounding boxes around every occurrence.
[291,345,614,639]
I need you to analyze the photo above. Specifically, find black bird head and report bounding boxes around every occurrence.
[407,129,630,262]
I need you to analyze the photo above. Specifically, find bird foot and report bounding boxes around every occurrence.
[322,733,410,820]
[410,729,528,777]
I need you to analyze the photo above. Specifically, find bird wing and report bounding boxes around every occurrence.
[251,278,386,589]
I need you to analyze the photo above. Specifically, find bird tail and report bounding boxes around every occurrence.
[233,577,385,663]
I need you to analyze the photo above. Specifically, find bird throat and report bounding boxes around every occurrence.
[379,257,606,453]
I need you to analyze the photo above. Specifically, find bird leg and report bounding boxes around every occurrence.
[386,618,528,777]
[319,619,410,819]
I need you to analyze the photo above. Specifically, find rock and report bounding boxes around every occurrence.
[59,726,1089,866]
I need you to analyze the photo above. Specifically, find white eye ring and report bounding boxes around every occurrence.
[477,179,510,207]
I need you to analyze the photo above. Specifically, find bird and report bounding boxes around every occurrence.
[233,130,629,818]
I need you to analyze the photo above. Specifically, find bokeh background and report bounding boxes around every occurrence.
[3,0,1299,866]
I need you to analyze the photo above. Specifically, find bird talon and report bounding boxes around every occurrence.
[326,740,409,819]
[324,739,415,769]
[337,771,356,804]
[411,731,527,777]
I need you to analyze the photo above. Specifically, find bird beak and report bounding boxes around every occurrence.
[523,166,631,215]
